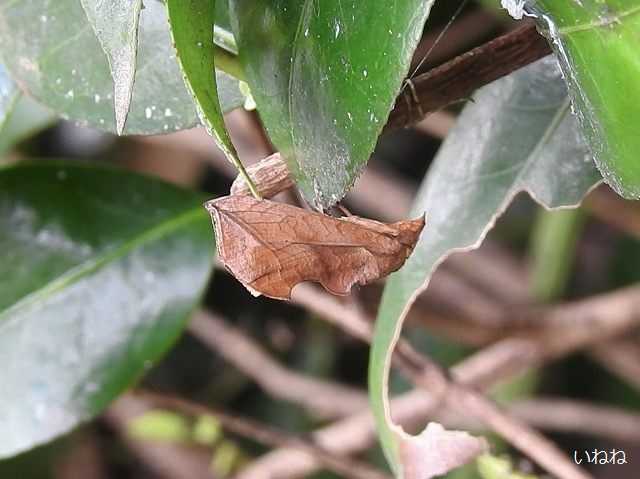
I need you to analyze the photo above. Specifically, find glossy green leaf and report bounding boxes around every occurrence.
[369,57,601,476]
[0,162,214,458]
[0,0,243,135]
[80,0,143,134]
[229,0,435,208]
[167,0,251,192]
[528,1,640,198]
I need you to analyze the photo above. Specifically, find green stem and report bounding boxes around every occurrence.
[211,27,256,196]
[529,207,586,302]
[213,44,246,82]
[213,25,246,81]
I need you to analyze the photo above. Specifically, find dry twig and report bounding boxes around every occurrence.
[243,284,640,479]
[289,284,592,479]
[589,339,640,393]
[134,392,392,479]
[190,309,640,445]
[188,310,368,419]
[510,398,640,443]
[386,23,551,130]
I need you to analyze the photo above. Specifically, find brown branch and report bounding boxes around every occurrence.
[190,307,640,446]
[586,185,640,240]
[288,283,591,479]
[244,284,640,479]
[187,310,368,419]
[240,390,640,479]
[589,339,640,392]
[410,9,502,75]
[454,292,640,393]
[134,392,392,479]
[510,398,640,443]
[386,22,552,130]
[236,389,433,479]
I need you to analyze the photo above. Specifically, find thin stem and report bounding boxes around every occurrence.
[213,44,246,82]
[387,22,551,130]
[211,27,258,197]
[529,208,586,302]
[232,153,262,199]
[135,392,393,479]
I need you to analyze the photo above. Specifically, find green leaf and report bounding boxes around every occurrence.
[0,0,243,135]
[228,0,435,208]
[528,1,640,198]
[529,208,585,302]
[0,64,20,130]
[0,94,56,158]
[167,0,257,196]
[369,57,601,476]
[1,64,56,157]
[80,0,143,135]
[0,162,214,458]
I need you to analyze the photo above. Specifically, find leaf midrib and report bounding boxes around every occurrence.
[559,5,640,35]
[0,206,205,329]
[517,97,571,183]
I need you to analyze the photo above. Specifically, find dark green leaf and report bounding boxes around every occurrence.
[167,0,241,167]
[369,58,601,474]
[229,0,435,208]
[0,162,214,458]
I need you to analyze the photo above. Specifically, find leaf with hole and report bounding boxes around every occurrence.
[369,57,601,477]
[0,162,214,458]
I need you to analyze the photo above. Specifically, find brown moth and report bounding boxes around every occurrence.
[205,195,425,300]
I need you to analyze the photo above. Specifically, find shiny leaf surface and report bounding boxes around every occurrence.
[80,0,143,134]
[529,1,640,198]
[369,57,601,475]
[0,0,243,135]
[229,0,434,208]
[0,162,214,458]
[167,0,242,168]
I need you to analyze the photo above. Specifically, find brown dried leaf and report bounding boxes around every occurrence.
[205,195,425,299]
